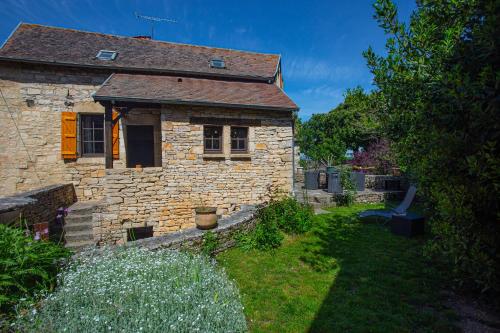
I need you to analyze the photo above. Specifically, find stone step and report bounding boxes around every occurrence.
[65,239,95,251]
[67,201,99,215]
[65,213,93,224]
[65,230,94,242]
[64,220,93,233]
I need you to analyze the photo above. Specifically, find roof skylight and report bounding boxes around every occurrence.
[210,59,225,69]
[96,50,117,61]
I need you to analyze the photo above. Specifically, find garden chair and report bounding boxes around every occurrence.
[358,185,417,219]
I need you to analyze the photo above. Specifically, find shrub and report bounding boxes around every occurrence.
[201,231,219,257]
[350,138,396,174]
[335,167,356,207]
[0,224,70,315]
[237,196,314,250]
[16,247,247,332]
[268,197,314,234]
[365,0,500,293]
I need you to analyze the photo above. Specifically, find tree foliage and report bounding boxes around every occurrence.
[298,87,382,166]
[365,0,500,293]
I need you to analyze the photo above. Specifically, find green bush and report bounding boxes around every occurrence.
[0,224,70,316]
[201,231,219,257]
[268,197,314,234]
[16,247,247,332]
[238,196,314,250]
[365,0,500,293]
[335,167,355,207]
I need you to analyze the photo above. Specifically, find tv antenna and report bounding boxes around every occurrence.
[134,12,177,39]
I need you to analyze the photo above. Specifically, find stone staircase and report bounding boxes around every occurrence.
[64,201,98,251]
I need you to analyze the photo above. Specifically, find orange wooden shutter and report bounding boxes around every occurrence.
[61,112,77,159]
[112,110,119,160]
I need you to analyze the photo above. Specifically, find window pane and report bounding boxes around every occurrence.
[238,140,245,150]
[83,141,93,154]
[94,142,104,154]
[94,129,103,141]
[204,126,222,139]
[83,129,93,141]
[81,116,92,128]
[231,140,237,150]
[93,116,104,128]
[213,139,219,150]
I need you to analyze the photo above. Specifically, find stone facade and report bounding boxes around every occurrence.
[0,63,108,200]
[94,106,293,245]
[0,64,294,244]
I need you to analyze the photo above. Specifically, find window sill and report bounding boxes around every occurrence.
[203,153,225,159]
[76,156,105,164]
[230,153,251,160]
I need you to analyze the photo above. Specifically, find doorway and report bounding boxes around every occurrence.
[126,125,155,168]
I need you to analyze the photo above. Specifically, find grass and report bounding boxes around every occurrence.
[217,203,459,333]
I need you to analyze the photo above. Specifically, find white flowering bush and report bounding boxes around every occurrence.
[17,247,247,332]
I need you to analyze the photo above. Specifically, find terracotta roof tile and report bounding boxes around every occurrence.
[0,23,280,80]
[94,73,298,111]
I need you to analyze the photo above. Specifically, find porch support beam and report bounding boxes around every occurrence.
[104,102,113,169]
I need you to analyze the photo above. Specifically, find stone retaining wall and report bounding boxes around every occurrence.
[365,175,409,191]
[0,183,76,225]
[125,206,257,253]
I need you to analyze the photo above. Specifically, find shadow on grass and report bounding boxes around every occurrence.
[301,205,458,333]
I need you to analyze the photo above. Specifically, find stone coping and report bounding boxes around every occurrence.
[125,205,258,251]
[0,184,73,212]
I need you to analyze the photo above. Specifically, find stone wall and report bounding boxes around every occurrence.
[94,106,293,245]
[0,64,294,244]
[0,63,109,200]
[0,183,76,226]
[365,175,409,191]
[125,206,257,254]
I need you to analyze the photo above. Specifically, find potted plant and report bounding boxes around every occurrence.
[194,196,218,230]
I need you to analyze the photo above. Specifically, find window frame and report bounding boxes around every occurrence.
[230,126,249,153]
[96,50,117,61]
[204,125,223,153]
[210,59,225,69]
[79,113,105,157]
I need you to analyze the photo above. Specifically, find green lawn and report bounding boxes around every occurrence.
[217,203,459,333]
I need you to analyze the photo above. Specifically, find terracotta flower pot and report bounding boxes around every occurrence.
[195,207,218,230]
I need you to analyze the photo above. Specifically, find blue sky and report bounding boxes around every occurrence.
[0,0,414,120]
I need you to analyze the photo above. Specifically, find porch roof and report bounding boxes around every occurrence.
[93,73,298,112]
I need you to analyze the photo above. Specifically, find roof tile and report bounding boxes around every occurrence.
[0,23,280,80]
[94,73,298,111]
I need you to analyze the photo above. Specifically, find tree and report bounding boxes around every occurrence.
[365,0,500,293]
[297,88,382,167]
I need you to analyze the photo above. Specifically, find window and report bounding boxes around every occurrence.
[231,127,248,152]
[96,50,117,61]
[210,58,225,69]
[80,114,104,156]
[204,126,222,153]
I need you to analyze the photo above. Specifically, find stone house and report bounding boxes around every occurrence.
[0,23,298,245]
